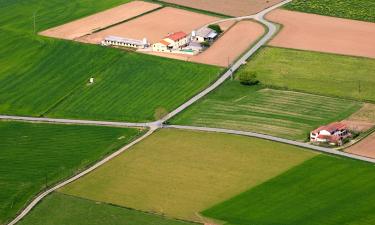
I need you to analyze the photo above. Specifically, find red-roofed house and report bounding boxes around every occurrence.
[310,122,351,146]
[152,31,189,52]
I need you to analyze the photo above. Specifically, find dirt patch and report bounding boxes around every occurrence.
[341,104,375,132]
[40,1,161,40]
[78,7,219,44]
[161,0,285,17]
[347,132,375,159]
[190,20,265,67]
[267,9,375,59]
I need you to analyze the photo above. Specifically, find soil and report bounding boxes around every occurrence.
[190,20,265,67]
[266,9,375,59]
[40,1,161,40]
[161,0,285,17]
[347,132,375,159]
[341,104,375,132]
[78,7,220,44]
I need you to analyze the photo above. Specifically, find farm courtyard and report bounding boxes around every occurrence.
[1,0,375,225]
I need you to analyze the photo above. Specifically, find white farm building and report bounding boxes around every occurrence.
[191,27,218,43]
[102,36,149,49]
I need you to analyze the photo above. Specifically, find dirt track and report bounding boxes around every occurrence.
[78,7,219,44]
[191,20,264,67]
[267,9,375,59]
[162,0,284,17]
[40,1,161,40]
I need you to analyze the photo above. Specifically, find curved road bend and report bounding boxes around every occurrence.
[159,0,293,123]
[7,127,157,225]
[166,125,375,164]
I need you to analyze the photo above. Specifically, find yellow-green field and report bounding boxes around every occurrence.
[60,129,316,222]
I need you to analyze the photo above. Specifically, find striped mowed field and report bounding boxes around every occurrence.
[171,82,362,141]
[0,121,141,224]
[59,129,316,222]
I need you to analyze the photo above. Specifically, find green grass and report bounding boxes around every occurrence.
[0,121,141,224]
[47,53,220,122]
[203,155,375,225]
[60,129,316,222]
[0,0,221,121]
[284,0,375,23]
[170,82,362,141]
[18,192,198,225]
[242,47,375,102]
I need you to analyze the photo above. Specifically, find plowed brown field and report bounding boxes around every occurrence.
[267,9,375,59]
[40,1,161,40]
[161,0,284,17]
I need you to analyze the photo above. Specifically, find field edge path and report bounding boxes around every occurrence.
[6,128,157,225]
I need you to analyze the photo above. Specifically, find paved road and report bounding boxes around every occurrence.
[0,115,151,128]
[5,0,374,224]
[166,125,375,164]
[160,0,292,122]
[7,127,157,225]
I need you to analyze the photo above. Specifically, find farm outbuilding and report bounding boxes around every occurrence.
[102,36,149,48]
[192,27,218,43]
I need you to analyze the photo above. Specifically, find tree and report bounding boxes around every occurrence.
[201,41,210,48]
[208,24,223,34]
[238,71,259,86]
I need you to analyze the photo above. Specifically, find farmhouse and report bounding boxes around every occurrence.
[191,27,218,43]
[153,31,189,52]
[101,36,149,49]
[310,122,351,146]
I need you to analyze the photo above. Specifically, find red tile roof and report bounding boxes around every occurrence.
[165,31,187,41]
[159,39,171,46]
[313,122,347,134]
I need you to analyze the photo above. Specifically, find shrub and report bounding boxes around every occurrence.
[238,71,259,86]
[201,41,210,48]
[208,24,223,34]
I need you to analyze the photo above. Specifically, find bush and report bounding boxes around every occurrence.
[201,41,210,48]
[238,71,259,86]
[208,24,223,34]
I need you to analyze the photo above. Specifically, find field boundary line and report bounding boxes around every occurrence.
[0,115,150,128]
[159,0,293,123]
[165,125,375,164]
[6,127,156,225]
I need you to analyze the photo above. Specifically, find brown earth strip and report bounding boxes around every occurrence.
[78,7,219,44]
[40,1,161,40]
[161,0,285,17]
[342,103,375,132]
[347,132,375,159]
[266,9,375,59]
[190,20,265,67]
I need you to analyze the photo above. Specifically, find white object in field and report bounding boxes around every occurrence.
[89,77,94,83]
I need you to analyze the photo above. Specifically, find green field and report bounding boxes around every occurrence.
[0,0,221,121]
[170,82,361,141]
[284,0,375,23]
[0,121,141,224]
[18,192,197,225]
[242,47,375,102]
[203,155,375,225]
[60,129,316,222]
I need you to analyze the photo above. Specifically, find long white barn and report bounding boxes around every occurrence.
[102,36,149,49]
